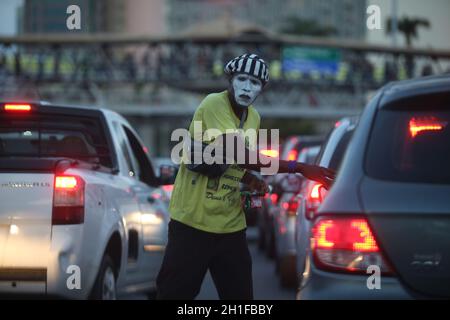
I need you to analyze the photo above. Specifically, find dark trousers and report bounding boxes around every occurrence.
[156,219,253,300]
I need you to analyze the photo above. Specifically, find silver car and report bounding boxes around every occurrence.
[273,145,320,287]
[295,117,357,289]
[298,75,450,299]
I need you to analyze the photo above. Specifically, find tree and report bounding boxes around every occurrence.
[386,16,431,47]
[279,17,336,37]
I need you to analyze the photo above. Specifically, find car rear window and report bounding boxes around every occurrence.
[0,114,113,168]
[366,110,450,184]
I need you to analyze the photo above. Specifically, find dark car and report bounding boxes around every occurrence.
[298,75,450,299]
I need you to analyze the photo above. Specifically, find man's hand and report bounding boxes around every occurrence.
[242,171,270,194]
[298,164,336,190]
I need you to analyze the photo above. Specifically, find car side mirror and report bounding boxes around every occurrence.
[158,164,178,186]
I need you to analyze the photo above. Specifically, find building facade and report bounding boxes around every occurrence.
[166,0,366,39]
[22,0,125,34]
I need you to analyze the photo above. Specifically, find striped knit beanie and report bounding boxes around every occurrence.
[224,54,269,85]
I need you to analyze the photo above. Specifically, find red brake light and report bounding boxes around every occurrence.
[287,149,298,161]
[313,219,379,252]
[309,183,322,201]
[162,185,174,192]
[270,193,278,205]
[260,149,279,158]
[55,176,78,189]
[409,117,447,138]
[311,217,392,274]
[53,175,84,225]
[282,197,299,216]
[4,104,31,112]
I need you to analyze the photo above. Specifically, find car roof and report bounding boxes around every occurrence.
[380,74,450,108]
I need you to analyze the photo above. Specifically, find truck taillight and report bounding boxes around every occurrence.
[311,217,393,274]
[52,175,85,225]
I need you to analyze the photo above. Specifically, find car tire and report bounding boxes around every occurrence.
[90,255,117,300]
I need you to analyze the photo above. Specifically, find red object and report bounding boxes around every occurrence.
[309,183,322,201]
[409,117,446,138]
[162,185,174,192]
[260,149,279,158]
[313,218,379,252]
[311,217,392,274]
[270,193,278,205]
[4,104,31,112]
[55,176,78,189]
[52,175,85,225]
[287,149,298,161]
[283,197,299,216]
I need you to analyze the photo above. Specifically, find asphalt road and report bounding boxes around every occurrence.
[197,231,295,300]
[121,227,296,300]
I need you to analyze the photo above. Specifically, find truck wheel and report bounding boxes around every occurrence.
[90,255,117,300]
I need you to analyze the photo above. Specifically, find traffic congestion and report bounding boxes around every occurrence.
[0,0,449,303]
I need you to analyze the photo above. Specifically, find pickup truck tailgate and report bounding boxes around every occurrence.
[0,173,54,274]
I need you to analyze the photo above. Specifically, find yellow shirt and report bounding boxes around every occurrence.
[169,90,260,233]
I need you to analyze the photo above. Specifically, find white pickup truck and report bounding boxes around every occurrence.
[0,102,175,299]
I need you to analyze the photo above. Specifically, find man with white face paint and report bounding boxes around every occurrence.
[157,54,335,300]
[231,73,263,107]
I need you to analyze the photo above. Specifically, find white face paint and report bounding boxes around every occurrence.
[231,74,263,108]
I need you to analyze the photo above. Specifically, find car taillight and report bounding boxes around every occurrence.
[309,183,322,201]
[270,193,278,205]
[311,217,393,274]
[287,149,298,161]
[282,197,299,216]
[52,175,85,225]
[305,183,326,220]
[260,149,279,158]
[4,104,31,112]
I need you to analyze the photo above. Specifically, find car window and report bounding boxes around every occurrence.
[113,122,135,177]
[366,110,450,184]
[329,130,353,170]
[123,126,158,187]
[0,114,112,167]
